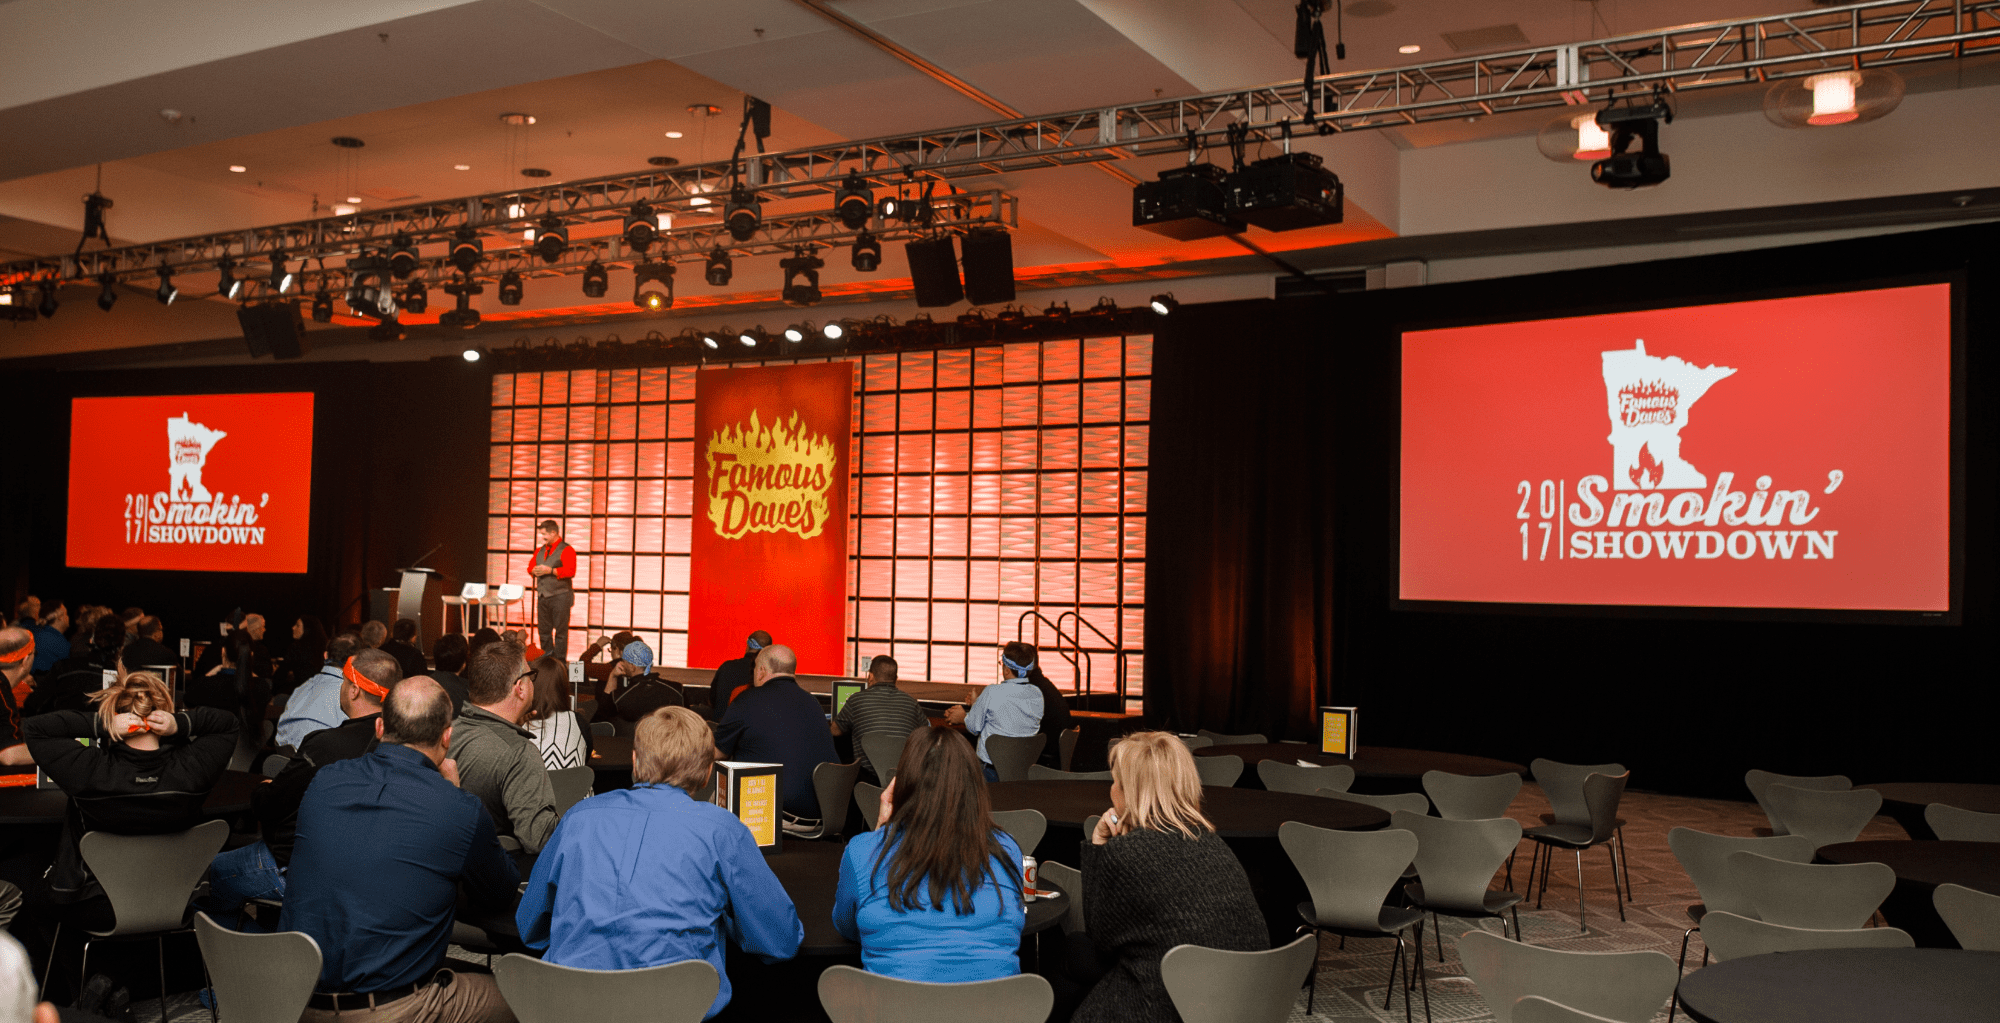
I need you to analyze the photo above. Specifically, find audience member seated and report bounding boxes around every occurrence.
[593,640,684,731]
[1017,643,1074,767]
[707,629,770,719]
[576,631,636,685]
[517,706,802,1019]
[186,629,272,735]
[523,654,587,771]
[714,644,838,825]
[452,641,560,853]
[832,654,929,783]
[282,678,519,1023]
[359,620,388,650]
[10,598,36,630]
[28,603,68,675]
[1,628,34,768]
[66,605,106,650]
[499,628,542,662]
[277,615,329,694]
[119,615,175,675]
[834,727,1025,981]
[380,619,429,683]
[427,633,472,715]
[24,615,126,716]
[277,633,364,748]
[1070,731,1266,1023]
[466,627,502,663]
[944,643,1046,781]
[202,649,404,928]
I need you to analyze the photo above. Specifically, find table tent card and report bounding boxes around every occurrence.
[1319,707,1358,757]
[714,761,784,852]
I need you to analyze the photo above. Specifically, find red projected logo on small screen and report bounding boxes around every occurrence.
[1400,284,1951,612]
[67,393,315,573]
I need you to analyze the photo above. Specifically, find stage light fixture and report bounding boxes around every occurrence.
[344,255,398,321]
[723,186,762,242]
[95,273,117,312]
[784,325,805,343]
[1764,68,1904,128]
[1043,300,1070,320]
[780,247,823,306]
[217,259,243,299]
[440,277,483,329]
[447,227,483,273]
[705,249,733,287]
[851,232,881,272]
[1590,94,1674,189]
[633,260,675,310]
[310,284,333,322]
[581,259,609,298]
[155,266,178,305]
[1,290,34,322]
[462,347,483,362]
[388,233,420,278]
[738,326,762,348]
[498,271,524,306]
[701,333,720,350]
[834,173,874,229]
[37,280,59,318]
[1149,293,1178,315]
[823,321,844,340]
[401,280,428,314]
[624,201,658,252]
[534,216,568,263]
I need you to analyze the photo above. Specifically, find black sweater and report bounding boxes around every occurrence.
[253,713,380,867]
[1075,826,1269,1023]
[25,707,238,902]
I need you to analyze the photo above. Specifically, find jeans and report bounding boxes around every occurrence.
[982,762,999,783]
[198,841,285,931]
[536,589,573,660]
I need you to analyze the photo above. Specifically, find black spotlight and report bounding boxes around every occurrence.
[37,280,59,318]
[344,255,397,321]
[3,289,38,322]
[498,271,524,306]
[310,285,334,323]
[634,260,675,310]
[834,173,874,230]
[95,273,117,312]
[723,186,762,242]
[701,332,721,350]
[738,326,764,348]
[1591,94,1674,189]
[217,258,242,299]
[1043,300,1070,320]
[851,231,882,273]
[581,259,609,298]
[534,215,568,263]
[401,280,428,315]
[271,257,296,295]
[781,248,823,306]
[624,201,658,252]
[1149,293,1178,315]
[783,323,811,343]
[387,233,419,278]
[823,321,845,340]
[440,277,483,329]
[704,248,733,287]
[449,226,484,273]
[155,266,178,306]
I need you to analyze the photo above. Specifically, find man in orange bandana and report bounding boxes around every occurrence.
[0,627,33,767]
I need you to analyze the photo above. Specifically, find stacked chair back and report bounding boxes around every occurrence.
[1696,911,1912,962]
[855,781,884,830]
[1666,829,1814,920]
[1394,810,1524,914]
[1037,860,1086,933]
[1422,770,1522,821]
[1160,934,1316,1023]
[990,809,1047,855]
[1742,770,1850,836]
[81,819,231,935]
[1455,930,1676,1023]
[1192,754,1244,788]
[1728,852,1894,929]
[817,965,1054,1023]
[984,733,1047,782]
[1195,729,1266,746]
[1260,760,1354,795]
[1529,760,1627,826]
[548,766,595,815]
[1761,785,1882,850]
[1316,789,1431,816]
[1279,822,1418,930]
[1925,803,2000,842]
[1934,883,2000,951]
[493,953,719,1023]
[1027,765,1112,781]
[802,761,863,840]
[192,912,321,1023]
[261,755,290,779]
[862,732,914,786]
[1578,772,1628,845]
[1513,996,1627,1023]
[1058,727,1079,772]
[1177,735,1214,750]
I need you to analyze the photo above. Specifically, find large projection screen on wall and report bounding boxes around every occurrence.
[1399,282,1953,617]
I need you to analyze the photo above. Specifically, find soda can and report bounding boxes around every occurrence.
[1022,854,1038,902]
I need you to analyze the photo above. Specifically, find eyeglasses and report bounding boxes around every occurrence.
[516,669,537,687]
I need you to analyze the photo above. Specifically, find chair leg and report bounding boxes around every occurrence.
[1385,934,1402,1011]
[1510,905,1522,943]
[1617,827,1634,903]
[1301,927,1318,1015]
[1669,926,1698,1023]
[1415,923,1432,1023]
[1574,849,1587,934]
[1504,848,1515,891]
[157,936,171,1023]
[1432,911,1443,964]
[1608,842,1626,922]
[36,922,61,1002]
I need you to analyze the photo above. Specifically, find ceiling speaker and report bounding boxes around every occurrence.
[959,230,1015,306]
[905,236,963,308]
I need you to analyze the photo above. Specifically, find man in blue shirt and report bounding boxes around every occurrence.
[517,705,802,1019]
[945,646,1045,780]
[28,603,69,674]
[282,677,519,1023]
[712,644,838,822]
[276,632,361,748]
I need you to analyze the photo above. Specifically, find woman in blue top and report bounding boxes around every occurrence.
[833,726,1026,981]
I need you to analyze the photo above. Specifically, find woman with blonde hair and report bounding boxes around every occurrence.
[1072,731,1266,1023]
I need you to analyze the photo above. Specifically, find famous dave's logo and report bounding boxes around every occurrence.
[123,413,273,546]
[703,409,838,540]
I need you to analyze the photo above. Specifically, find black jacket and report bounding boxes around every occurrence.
[25,707,239,902]
[379,640,428,684]
[1030,672,1074,767]
[598,673,685,727]
[254,713,381,868]
[709,653,756,718]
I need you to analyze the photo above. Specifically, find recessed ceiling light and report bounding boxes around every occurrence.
[1399,44,1422,54]
[332,204,357,216]
[228,165,247,173]
[499,112,536,126]
[689,196,711,206]
[453,164,471,171]
[346,196,362,204]
[665,130,685,138]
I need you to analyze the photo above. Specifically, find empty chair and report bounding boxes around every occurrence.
[1697,910,1913,962]
[1423,770,1523,821]
[1934,883,2000,951]
[856,781,884,830]
[1279,821,1427,1018]
[1259,760,1355,796]
[1317,789,1431,816]
[192,911,320,1023]
[1728,852,1894,929]
[548,765,595,815]
[1192,754,1243,788]
[817,964,1054,1023]
[789,761,863,840]
[1195,729,1266,746]
[1395,810,1527,954]
[1160,934,1316,1023]
[58,820,232,1022]
[1027,764,1113,781]
[1743,770,1850,836]
[588,720,615,738]
[1456,929,1676,1023]
[1039,860,1085,933]
[494,952,719,1023]
[1513,996,1627,1023]
[1523,771,1629,933]
[1664,829,1815,985]
[991,808,1047,856]
[1761,784,1883,850]
[862,730,916,786]
[1058,726,1080,772]
[261,754,290,779]
[1530,759,1632,902]
[1177,734,1214,750]
[984,733,1047,782]
[1926,802,2000,842]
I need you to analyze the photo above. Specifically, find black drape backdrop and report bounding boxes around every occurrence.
[1146,222,1997,798]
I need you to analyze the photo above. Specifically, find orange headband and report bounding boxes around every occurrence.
[343,656,389,700]
[0,638,32,665]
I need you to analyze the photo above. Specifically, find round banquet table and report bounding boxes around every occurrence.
[1196,744,1526,793]
[0,769,263,825]
[986,780,1390,838]
[587,735,633,771]
[1818,840,2000,948]
[760,838,1069,956]
[1860,783,2000,841]
[1674,947,2000,1023]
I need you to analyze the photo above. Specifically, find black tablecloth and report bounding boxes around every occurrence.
[1676,948,2000,1023]
[1861,783,2000,841]
[588,735,634,771]
[1196,744,1525,792]
[1819,840,2000,948]
[762,838,1068,956]
[0,769,263,825]
[986,780,1389,838]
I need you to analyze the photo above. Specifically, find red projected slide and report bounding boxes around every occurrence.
[67,392,315,573]
[1401,284,1951,612]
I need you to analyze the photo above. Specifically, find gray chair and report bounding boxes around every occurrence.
[1523,771,1629,933]
[790,761,863,840]
[1743,769,1850,836]
[1513,997,1626,1023]
[1259,760,1355,796]
[1761,784,1882,850]
[1279,821,1427,1019]
[192,911,320,1023]
[1058,726,1080,772]
[985,734,1046,783]
[1934,883,2000,951]
[1316,789,1431,816]
[260,754,290,779]
[1038,860,1085,934]
[1192,754,1244,788]
[1423,770,1523,821]
[861,731,915,786]
[1664,828,1815,1018]
[52,820,231,1022]
[1160,933,1316,1023]
[588,720,615,738]
[548,766,595,815]
[1926,802,2000,842]
[1082,815,1102,847]
[855,781,884,831]
[991,808,1047,856]
[1027,764,1113,781]
[1394,810,1527,956]
[494,952,718,1023]
[817,964,1054,1023]
[1529,759,1631,903]
[1195,729,1266,746]
[1697,911,1913,962]
[1177,734,1213,750]
[1728,851,1894,929]
[1456,929,1676,1023]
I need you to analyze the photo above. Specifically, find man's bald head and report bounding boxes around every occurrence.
[381,677,452,749]
[0,627,31,680]
[755,644,797,678]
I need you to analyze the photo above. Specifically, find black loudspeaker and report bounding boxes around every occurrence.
[237,302,308,360]
[905,236,963,307]
[959,229,1015,306]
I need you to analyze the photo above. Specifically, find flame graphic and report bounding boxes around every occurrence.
[1628,441,1666,490]
[703,408,839,540]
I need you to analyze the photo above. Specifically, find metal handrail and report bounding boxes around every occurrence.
[1014,610,1085,694]
[1058,610,1128,703]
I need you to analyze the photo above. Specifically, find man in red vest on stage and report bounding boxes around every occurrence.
[527,519,577,660]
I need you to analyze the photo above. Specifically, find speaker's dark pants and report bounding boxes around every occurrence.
[537,589,573,659]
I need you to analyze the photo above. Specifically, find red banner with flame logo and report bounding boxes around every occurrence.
[689,362,853,674]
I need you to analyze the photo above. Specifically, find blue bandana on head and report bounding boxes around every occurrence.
[621,641,654,675]
[747,636,764,652]
[1002,656,1034,679]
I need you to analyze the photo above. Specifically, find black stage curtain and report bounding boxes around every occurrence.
[1148,222,1998,797]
